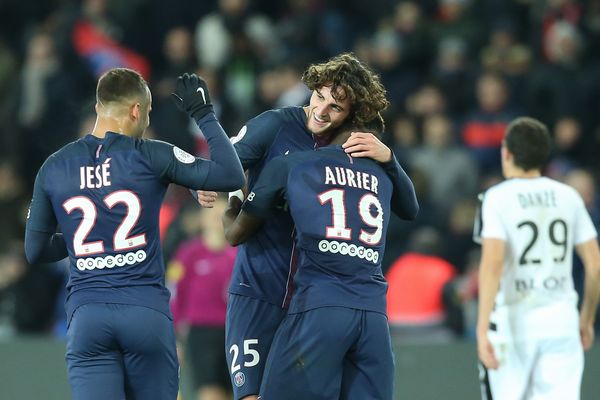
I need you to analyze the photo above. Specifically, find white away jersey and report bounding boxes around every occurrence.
[480,177,597,339]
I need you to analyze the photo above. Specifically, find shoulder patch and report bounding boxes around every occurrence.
[173,146,195,164]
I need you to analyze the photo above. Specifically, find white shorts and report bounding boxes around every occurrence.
[479,335,583,400]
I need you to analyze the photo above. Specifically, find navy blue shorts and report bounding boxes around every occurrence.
[225,294,286,399]
[66,303,179,400]
[259,307,394,400]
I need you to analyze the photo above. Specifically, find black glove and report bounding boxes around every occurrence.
[171,73,213,120]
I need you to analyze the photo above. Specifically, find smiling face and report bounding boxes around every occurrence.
[305,86,351,136]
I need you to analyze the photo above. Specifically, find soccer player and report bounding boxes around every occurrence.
[202,53,417,400]
[224,117,417,399]
[23,68,244,400]
[475,117,600,399]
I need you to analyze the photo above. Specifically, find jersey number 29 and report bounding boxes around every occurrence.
[517,219,568,265]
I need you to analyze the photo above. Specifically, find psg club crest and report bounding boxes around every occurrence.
[234,371,245,387]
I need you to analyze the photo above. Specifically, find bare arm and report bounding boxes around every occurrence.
[477,238,505,370]
[575,238,600,350]
[222,197,263,246]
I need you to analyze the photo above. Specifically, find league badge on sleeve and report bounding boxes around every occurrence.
[173,146,195,164]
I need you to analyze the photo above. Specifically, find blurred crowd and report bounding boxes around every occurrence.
[0,0,599,342]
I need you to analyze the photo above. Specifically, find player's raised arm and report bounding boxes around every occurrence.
[165,73,244,191]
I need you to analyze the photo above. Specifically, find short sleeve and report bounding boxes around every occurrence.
[572,193,598,245]
[480,189,507,241]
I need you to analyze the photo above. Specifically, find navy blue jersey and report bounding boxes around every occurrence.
[26,114,243,323]
[243,146,394,315]
[230,107,316,307]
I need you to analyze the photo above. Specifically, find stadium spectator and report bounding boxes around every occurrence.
[405,83,447,118]
[527,17,583,126]
[546,117,587,180]
[443,197,480,271]
[195,0,277,71]
[70,0,151,79]
[410,113,478,222]
[151,26,199,155]
[431,0,485,54]
[461,72,518,174]
[389,114,418,163]
[386,227,458,344]
[17,30,81,187]
[0,38,18,155]
[431,36,475,115]
[479,19,532,109]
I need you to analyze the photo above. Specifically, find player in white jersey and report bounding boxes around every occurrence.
[475,117,600,400]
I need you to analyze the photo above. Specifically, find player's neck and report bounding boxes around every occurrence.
[505,166,542,179]
[330,131,351,146]
[91,116,130,138]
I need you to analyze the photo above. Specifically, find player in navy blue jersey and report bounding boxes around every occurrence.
[200,53,416,400]
[224,116,417,399]
[23,68,244,400]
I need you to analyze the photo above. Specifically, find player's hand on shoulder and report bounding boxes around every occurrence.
[342,131,392,163]
[196,190,218,208]
[171,73,213,120]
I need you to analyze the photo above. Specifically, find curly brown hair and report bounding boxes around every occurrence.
[302,53,389,126]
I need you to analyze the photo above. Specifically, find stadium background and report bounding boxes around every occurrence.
[0,0,599,398]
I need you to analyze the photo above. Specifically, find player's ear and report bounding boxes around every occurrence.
[501,142,510,160]
[130,102,141,121]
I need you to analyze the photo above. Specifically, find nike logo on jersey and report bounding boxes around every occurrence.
[284,150,290,155]
[239,282,251,288]
[196,87,206,103]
